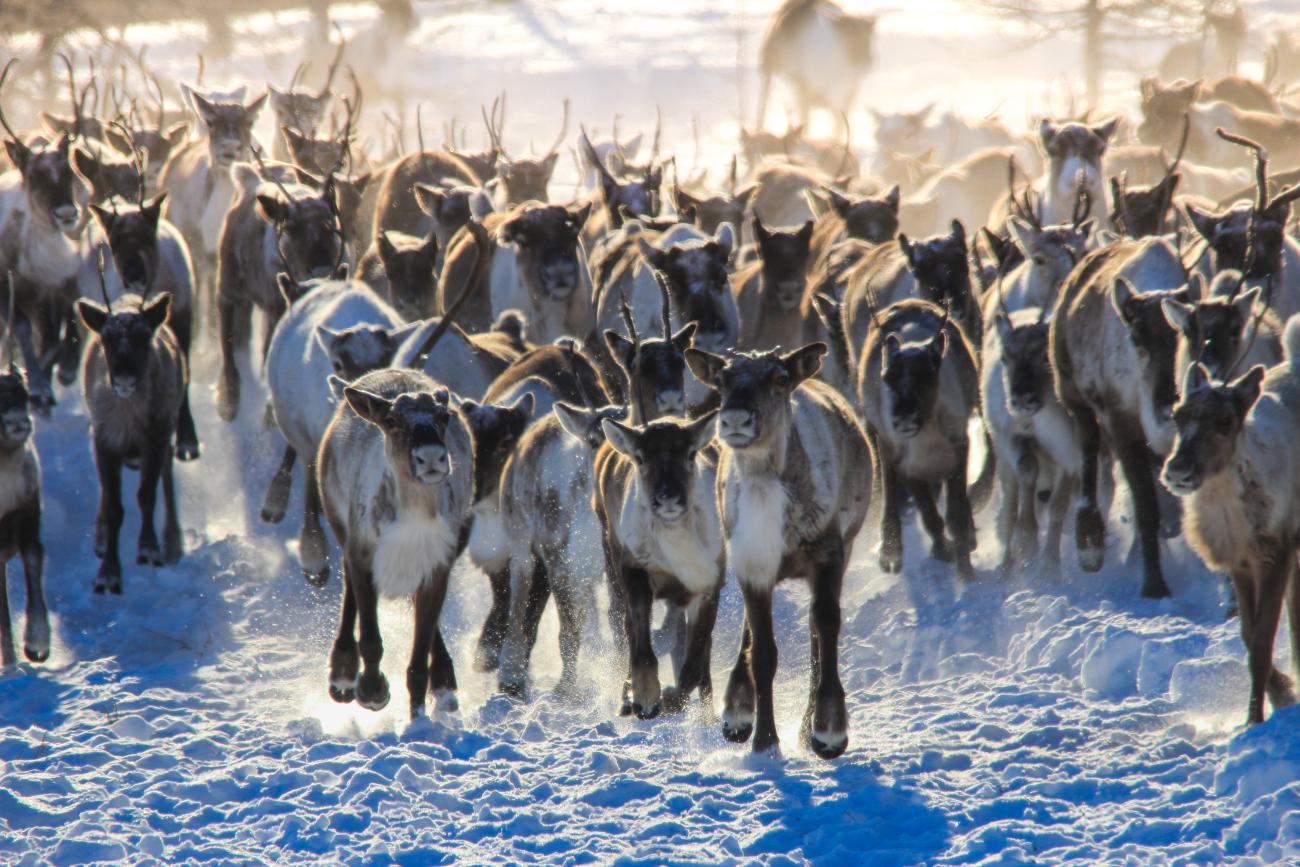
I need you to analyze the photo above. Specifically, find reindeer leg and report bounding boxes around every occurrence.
[742,584,780,754]
[0,559,14,667]
[807,536,848,760]
[93,442,125,594]
[55,302,79,387]
[1265,551,1297,712]
[407,575,450,718]
[1242,544,1291,725]
[665,583,720,714]
[910,479,952,563]
[995,466,1019,579]
[723,617,755,743]
[260,445,296,524]
[174,332,201,462]
[162,445,183,565]
[879,460,904,573]
[1042,474,1075,582]
[550,565,587,700]
[13,311,53,415]
[299,459,329,584]
[135,438,166,567]
[1113,427,1170,599]
[429,628,459,712]
[497,554,539,699]
[20,511,48,663]
[946,440,978,581]
[1074,407,1106,573]
[215,296,242,422]
[476,564,513,673]
[328,558,359,703]
[351,558,389,711]
[623,564,660,720]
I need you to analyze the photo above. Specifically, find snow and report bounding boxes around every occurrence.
[2,0,1300,863]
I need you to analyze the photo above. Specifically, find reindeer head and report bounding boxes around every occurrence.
[71,144,141,204]
[583,131,661,227]
[0,364,32,450]
[281,126,348,176]
[1161,363,1263,495]
[1137,79,1200,147]
[753,216,813,311]
[1039,118,1117,203]
[1006,217,1090,282]
[685,343,825,450]
[672,185,745,236]
[76,293,172,398]
[255,177,343,280]
[495,153,559,205]
[5,134,81,237]
[554,401,628,450]
[498,203,591,301]
[870,104,935,155]
[880,325,948,438]
[377,230,439,320]
[601,412,717,522]
[315,322,406,381]
[1111,277,1191,447]
[898,221,978,342]
[1187,201,1294,281]
[269,87,331,139]
[1110,172,1180,238]
[457,393,534,502]
[90,193,167,292]
[605,322,696,419]
[414,182,491,250]
[104,122,188,191]
[193,91,266,168]
[823,184,899,244]
[994,309,1052,417]
[638,225,736,351]
[346,387,459,486]
[1161,272,1260,381]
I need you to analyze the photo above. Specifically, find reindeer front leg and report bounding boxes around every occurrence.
[741,583,780,753]
[215,294,242,422]
[12,309,54,414]
[622,564,660,720]
[664,582,721,713]
[723,617,755,742]
[407,575,449,718]
[20,509,48,662]
[0,560,14,667]
[135,435,167,567]
[1073,406,1106,573]
[806,537,848,759]
[328,560,359,703]
[93,441,125,594]
[260,445,296,524]
[300,460,329,584]
[879,459,904,573]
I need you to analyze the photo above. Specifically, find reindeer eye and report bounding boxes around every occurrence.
[332,361,343,373]
[633,454,644,467]
[773,371,790,387]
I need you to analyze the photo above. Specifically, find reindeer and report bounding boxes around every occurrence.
[263,273,408,583]
[431,201,593,343]
[579,129,663,246]
[871,105,1034,176]
[857,300,980,577]
[757,0,875,134]
[1160,339,1300,725]
[992,217,1092,313]
[1049,237,1191,597]
[157,90,266,298]
[372,149,489,239]
[87,192,201,461]
[358,230,439,320]
[0,320,47,666]
[318,369,473,716]
[733,216,814,351]
[485,98,570,207]
[1163,271,1283,394]
[897,147,1020,238]
[1035,119,1117,227]
[807,184,900,273]
[77,286,185,594]
[214,163,345,421]
[685,342,869,756]
[411,181,493,271]
[267,41,344,163]
[670,162,750,237]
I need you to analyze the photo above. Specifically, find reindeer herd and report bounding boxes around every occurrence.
[2,4,1300,758]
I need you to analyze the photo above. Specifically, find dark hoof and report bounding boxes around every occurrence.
[176,440,201,462]
[304,567,329,587]
[163,532,183,565]
[474,644,502,673]
[93,569,121,594]
[931,539,954,562]
[24,646,49,663]
[809,731,848,760]
[632,700,661,721]
[56,368,76,387]
[879,548,902,574]
[137,545,164,567]
[261,505,286,524]
[1141,580,1172,600]
[29,394,54,418]
[329,683,355,703]
[723,720,753,743]
[498,679,527,701]
[356,672,390,711]
[752,732,780,754]
[661,686,688,715]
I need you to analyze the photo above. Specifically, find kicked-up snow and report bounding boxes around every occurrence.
[3,0,1300,863]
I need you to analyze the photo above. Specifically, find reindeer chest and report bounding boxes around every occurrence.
[724,472,791,590]
[370,510,459,600]
[891,423,959,482]
[467,500,509,573]
[638,517,721,598]
[18,216,80,290]
[199,172,234,258]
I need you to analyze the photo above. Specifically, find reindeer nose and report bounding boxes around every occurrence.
[651,495,686,522]
[718,408,755,444]
[2,411,30,440]
[51,204,78,226]
[656,390,684,417]
[411,444,449,483]
[111,375,139,398]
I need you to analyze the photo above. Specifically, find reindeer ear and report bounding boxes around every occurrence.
[950,219,966,245]
[1140,77,1156,102]
[1161,298,1195,334]
[883,184,900,211]
[245,91,269,119]
[603,329,634,369]
[142,293,172,330]
[143,193,167,231]
[344,386,394,426]
[712,223,736,262]
[781,342,826,387]
[687,409,718,451]
[1233,285,1262,320]
[751,214,769,243]
[684,347,725,389]
[1090,117,1119,144]
[314,325,341,354]
[1183,361,1211,395]
[1185,204,1219,241]
[76,299,109,334]
[256,193,291,224]
[553,401,592,441]
[1187,271,1205,302]
[164,122,189,150]
[1230,365,1266,415]
[637,237,668,272]
[928,327,948,362]
[796,219,815,246]
[673,186,700,213]
[277,272,304,306]
[1039,119,1060,152]
[995,311,1014,345]
[89,204,115,233]
[4,140,31,173]
[600,417,639,458]
[734,181,761,209]
[568,202,592,228]
[377,231,399,261]
[1006,217,1036,255]
[71,145,100,184]
[898,233,915,264]
[413,183,444,218]
[671,321,698,351]
[510,391,535,421]
[1110,278,1140,324]
[192,93,219,126]
[825,186,853,218]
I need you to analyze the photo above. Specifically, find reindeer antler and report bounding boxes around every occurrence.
[1071,169,1092,229]
[546,98,570,157]
[0,59,20,143]
[96,248,114,311]
[319,23,348,96]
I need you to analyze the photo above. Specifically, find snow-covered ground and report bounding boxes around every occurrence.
[4,0,1300,863]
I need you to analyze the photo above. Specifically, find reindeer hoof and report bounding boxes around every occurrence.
[176,439,201,462]
[931,539,954,562]
[474,643,502,673]
[137,545,164,567]
[661,686,689,715]
[303,566,329,587]
[356,672,390,711]
[56,368,76,387]
[329,679,356,704]
[163,532,183,565]
[93,567,121,594]
[1077,545,1104,573]
[1141,578,1172,600]
[261,503,286,524]
[752,731,780,754]
[722,709,754,743]
[24,645,49,663]
[498,678,527,701]
[632,700,661,721]
[809,729,847,760]
[879,549,902,574]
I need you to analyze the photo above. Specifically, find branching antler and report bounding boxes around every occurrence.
[547,98,570,157]
[0,59,21,143]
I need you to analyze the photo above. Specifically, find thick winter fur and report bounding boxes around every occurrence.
[215,164,344,421]
[1037,119,1117,227]
[78,293,185,594]
[360,230,439,320]
[264,275,406,581]
[0,369,46,667]
[898,147,1020,238]
[594,411,723,719]
[1185,202,1300,323]
[987,218,1091,314]
[373,149,487,239]
[1049,237,1190,598]
[1161,349,1300,725]
[687,342,870,758]
[733,217,814,351]
[856,300,980,578]
[1164,273,1282,387]
[318,368,473,716]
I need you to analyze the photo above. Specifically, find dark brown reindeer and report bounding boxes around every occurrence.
[579,129,663,244]
[685,342,871,757]
[77,275,185,594]
[267,36,345,162]
[0,302,47,665]
[1110,115,1187,239]
[732,216,814,350]
[485,97,570,206]
[358,230,439,320]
